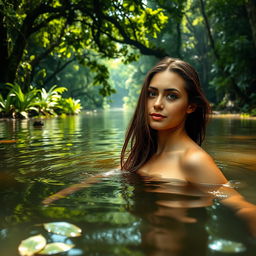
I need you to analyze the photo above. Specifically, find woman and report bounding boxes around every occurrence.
[121,57,226,184]
[43,57,256,237]
[120,57,256,236]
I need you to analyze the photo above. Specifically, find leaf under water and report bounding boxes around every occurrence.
[43,222,82,237]
[208,237,246,253]
[38,243,74,255]
[18,234,46,256]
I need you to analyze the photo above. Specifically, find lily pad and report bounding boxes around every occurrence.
[38,243,74,255]
[43,222,82,237]
[18,234,46,256]
[208,238,246,253]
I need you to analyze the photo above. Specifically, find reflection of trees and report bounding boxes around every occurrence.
[0,113,125,182]
[1,172,256,255]
[1,113,256,255]
[0,111,130,226]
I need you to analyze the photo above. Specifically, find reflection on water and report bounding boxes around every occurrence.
[0,111,256,256]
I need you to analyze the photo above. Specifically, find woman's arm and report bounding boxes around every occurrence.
[42,169,119,205]
[183,150,256,237]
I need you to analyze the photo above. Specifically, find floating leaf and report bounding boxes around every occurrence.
[208,238,246,253]
[38,243,74,255]
[18,234,46,256]
[43,222,82,237]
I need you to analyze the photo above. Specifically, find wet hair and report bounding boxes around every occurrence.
[120,57,211,172]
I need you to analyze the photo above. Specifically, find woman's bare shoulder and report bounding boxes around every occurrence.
[181,147,227,185]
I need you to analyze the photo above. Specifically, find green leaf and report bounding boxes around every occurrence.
[192,17,203,26]
[129,5,135,11]
[38,243,74,255]
[18,234,46,256]
[58,47,66,53]
[43,222,82,237]
[208,238,246,253]
[19,111,28,118]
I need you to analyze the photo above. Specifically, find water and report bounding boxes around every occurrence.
[0,110,256,256]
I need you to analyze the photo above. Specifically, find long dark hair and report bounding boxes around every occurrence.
[120,57,211,172]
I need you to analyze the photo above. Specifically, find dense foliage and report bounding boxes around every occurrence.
[0,0,255,114]
[0,0,167,95]
[115,0,256,114]
[0,83,81,118]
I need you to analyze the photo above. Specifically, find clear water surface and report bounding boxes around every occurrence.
[0,110,256,256]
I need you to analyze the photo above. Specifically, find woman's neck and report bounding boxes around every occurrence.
[156,126,190,155]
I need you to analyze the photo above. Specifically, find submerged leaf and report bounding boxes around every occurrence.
[38,243,74,255]
[18,234,46,256]
[208,237,246,253]
[43,222,82,237]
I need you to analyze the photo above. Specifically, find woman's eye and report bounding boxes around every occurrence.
[148,91,157,97]
[167,94,178,100]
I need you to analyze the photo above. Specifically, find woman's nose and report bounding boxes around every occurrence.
[153,96,164,110]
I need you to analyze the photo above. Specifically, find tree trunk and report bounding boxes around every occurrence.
[0,14,34,86]
[176,22,182,58]
[245,0,256,49]
[0,11,10,84]
[199,0,219,60]
[7,34,28,86]
[0,3,60,88]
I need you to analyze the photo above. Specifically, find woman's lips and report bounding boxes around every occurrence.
[150,113,167,120]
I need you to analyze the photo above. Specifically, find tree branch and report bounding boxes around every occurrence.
[43,57,76,86]
[28,20,69,84]
[101,13,168,58]
[78,3,168,58]
[30,14,63,34]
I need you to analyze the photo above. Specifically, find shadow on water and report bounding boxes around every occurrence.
[0,110,256,255]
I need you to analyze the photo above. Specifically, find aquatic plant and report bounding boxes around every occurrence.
[18,222,81,256]
[0,91,15,117]
[5,83,39,118]
[0,83,82,118]
[57,97,82,115]
[35,85,67,116]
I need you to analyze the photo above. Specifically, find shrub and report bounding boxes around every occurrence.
[57,97,82,115]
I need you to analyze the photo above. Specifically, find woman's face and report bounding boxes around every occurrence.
[147,70,194,131]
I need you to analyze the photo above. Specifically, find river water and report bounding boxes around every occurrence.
[0,110,255,256]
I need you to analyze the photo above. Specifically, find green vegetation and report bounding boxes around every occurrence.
[5,83,39,118]
[108,0,256,115]
[0,0,168,110]
[0,0,255,115]
[57,97,82,115]
[0,84,81,118]
[35,85,67,116]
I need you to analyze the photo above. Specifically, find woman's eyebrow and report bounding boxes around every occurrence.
[148,86,180,93]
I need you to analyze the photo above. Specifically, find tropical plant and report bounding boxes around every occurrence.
[57,97,82,115]
[6,83,39,118]
[35,85,67,116]
[0,83,82,118]
[0,91,15,117]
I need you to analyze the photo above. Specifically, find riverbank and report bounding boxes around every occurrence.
[0,110,256,120]
[211,112,256,120]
